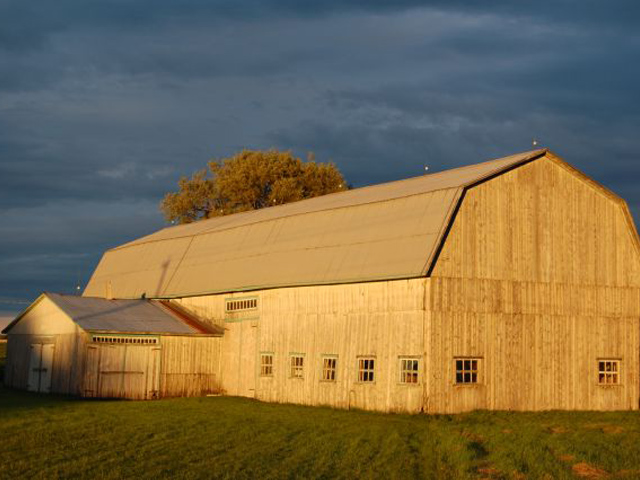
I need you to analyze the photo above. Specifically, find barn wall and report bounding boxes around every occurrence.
[424,155,640,413]
[425,277,640,413]
[431,156,640,286]
[176,279,428,413]
[159,335,222,397]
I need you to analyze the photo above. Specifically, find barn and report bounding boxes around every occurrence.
[4,148,640,413]
[2,293,222,398]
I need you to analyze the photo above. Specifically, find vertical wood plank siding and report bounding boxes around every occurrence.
[159,336,222,397]
[426,278,640,413]
[427,156,640,412]
[176,279,428,413]
[5,330,87,395]
[432,157,640,286]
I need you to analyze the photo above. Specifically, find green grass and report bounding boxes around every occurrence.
[1,387,640,479]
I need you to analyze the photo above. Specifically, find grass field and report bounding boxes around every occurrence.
[1,383,640,480]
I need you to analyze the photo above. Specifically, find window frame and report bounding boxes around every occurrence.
[597,358,621,386]
[357,356,376,383]
[398,356,420,385]
[260,352,274,377]
[289,353,305,379]
[321,355,338,382]
[454,357,481,386]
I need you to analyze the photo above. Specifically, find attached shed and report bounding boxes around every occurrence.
[2,293,223,399]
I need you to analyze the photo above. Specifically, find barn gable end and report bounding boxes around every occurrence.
[431,153,640,286]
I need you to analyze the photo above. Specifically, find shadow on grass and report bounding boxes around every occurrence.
[0,385,126,416]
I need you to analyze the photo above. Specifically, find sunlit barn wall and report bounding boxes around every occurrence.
[426,156,640,412]
[176,279,428,413]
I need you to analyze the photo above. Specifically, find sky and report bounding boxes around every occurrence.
[0,1,639,314]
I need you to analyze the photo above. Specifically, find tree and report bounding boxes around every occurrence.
[161,149,348,224]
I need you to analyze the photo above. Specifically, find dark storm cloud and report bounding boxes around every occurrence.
[0,1,638,308]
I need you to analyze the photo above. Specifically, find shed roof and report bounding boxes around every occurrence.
[2,293,221,335]
[83,149,548,299]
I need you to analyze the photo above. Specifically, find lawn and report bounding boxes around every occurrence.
[1,384,640,480]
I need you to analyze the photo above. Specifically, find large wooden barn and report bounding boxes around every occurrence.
[4,149,640,413]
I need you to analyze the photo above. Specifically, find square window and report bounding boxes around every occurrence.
[260,353,273,377]
[399,358,419,384]
[322,356,337,382]
[455,357,480,384]
[290,355,305,378]
[358,357,375,382]
[598,360,620,385]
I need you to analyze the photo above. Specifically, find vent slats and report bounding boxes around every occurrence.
[226,298,258,312]
[92,336,158,345]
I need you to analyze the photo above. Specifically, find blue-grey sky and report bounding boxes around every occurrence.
[1,1,639,313]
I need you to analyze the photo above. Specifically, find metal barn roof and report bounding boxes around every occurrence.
[83,149,548,299]
[1,293,219,335]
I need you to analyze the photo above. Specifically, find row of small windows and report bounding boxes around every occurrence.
[261,354,622,386]
[261,354,420,384]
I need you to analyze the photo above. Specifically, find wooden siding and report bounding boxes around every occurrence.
[177,279,428,412]
[425,277,640,413]
[5,332,86,395]
[159,336,222,397]
[431,156,640,287]
[82,340,161,399]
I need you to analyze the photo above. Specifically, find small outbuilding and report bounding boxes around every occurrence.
[2,293,223,399]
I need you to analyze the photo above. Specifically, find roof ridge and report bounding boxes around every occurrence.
[113,149,546,252]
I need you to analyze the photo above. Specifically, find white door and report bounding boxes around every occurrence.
[27,343,55,393]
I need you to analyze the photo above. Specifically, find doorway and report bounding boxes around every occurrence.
[27,343,55,393]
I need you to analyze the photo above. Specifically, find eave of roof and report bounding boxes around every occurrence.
[2,292,222,335]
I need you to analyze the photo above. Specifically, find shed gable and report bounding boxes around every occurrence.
[7,296,78,336]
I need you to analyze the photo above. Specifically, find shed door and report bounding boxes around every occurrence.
[98,345,124,398]
[83,343,162,399]
[27,343,55,393]
[84,346,99,397]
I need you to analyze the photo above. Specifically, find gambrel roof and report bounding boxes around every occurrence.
[83,149,559,299]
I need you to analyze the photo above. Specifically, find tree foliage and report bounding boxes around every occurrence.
[161,149,348,224]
